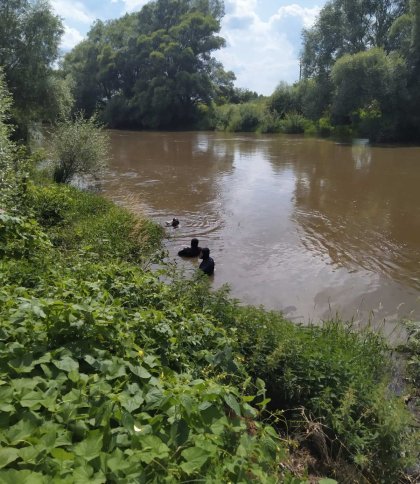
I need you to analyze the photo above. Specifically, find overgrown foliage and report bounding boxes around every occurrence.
[63,0,231,129]
[292,0,420,141]
[0,182,298,482]
[49,114,109,184]
[0,0,63,138]
[0,172,416,481]
[0,70,31,212]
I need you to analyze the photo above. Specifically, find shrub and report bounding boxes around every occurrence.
[228,104,261,132]
[280,112,307,134]
[268,82,301,117]
[258,111,281,133]
[49,113,109,184]
[214,102,279,133]
[0,212,51,259]
[27,184,163,263]
[318,116,334,137]
[27,183,72,227]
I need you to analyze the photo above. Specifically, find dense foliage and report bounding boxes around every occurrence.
[0,181,295,482]
[0,0,64,138]
[63,0,234,129]
[49,114,110,184]
[271,0,420,141]
[0,173,416,481]
[0,76,416,479]
[0,2,418,480]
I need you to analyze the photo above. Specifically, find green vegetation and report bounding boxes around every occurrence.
[1,181,417,482]
[62,0,229,129]
[0,0,419,481]
[57,0,420,141]
[291,0,420,141]
[401,321,420,393]
[0,74,418,482]
[49,114,110,184]
[0,0,64,139]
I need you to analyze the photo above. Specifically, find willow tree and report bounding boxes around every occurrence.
[63,0,228,129]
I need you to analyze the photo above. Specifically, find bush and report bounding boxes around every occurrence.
[218,306,414,481]
[0,70,23,212]
[27,183,72,226]
[226,104,261,132]
[0,212,51,259]
[268,82,301,117]
[258,111,281,133]
[49,113,109,184]
[280,112,308,134]
[318,116,334,137]
[214,102,279,133]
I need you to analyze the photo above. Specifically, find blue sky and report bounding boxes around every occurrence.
[52,0,323,95]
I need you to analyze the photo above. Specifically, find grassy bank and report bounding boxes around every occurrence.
[0,181,417,482]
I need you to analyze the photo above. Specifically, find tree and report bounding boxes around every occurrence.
[268,82,302,118]
[331,47,407,138]
[301,0,408,78]
[0,0,63,137]
[64,0,226,129]
[0,69,16,207]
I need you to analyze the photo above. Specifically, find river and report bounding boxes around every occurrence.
[101,130,420,334]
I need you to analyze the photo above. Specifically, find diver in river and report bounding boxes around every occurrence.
[178,238,202,257]
[199,248,215,276]
[165,217,179,228]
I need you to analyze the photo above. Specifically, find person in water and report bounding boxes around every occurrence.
[165,218,179,228]
[178,238,201,257]
[199,248,215,275]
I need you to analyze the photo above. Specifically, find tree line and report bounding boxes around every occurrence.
[270,0,420,141]
[1,0,420,141]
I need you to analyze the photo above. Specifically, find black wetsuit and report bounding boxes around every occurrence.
[178,246,202,257]
[199,257,215,275]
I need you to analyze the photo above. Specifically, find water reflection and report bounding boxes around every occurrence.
[101,131,420,331]
[352,139,371,170]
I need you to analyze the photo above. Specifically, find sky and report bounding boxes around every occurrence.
[52,0,323,95]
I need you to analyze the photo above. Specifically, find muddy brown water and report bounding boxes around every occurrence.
[101,130,420,335]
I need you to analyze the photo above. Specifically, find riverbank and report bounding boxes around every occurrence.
[1,179,418,481]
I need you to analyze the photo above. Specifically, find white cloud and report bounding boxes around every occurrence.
[51,0,94,24]
[217,2,321,94]
[61,24,84,50]
[271,4,320,28]
[118,0,150,13]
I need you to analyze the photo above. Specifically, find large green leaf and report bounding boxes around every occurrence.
[54,356,79,373]
[73,461,106,483]
[18,445,43,464]
[5,416,39,445]
[180,446,210,475]
[73,430,103,461]
[0,469,46,484]
[224,394,241,416]
[50,448,74,461]
[0,447,19,469]
[119,392,144,413]
[127,363,151,380]
[20,390,45,409]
